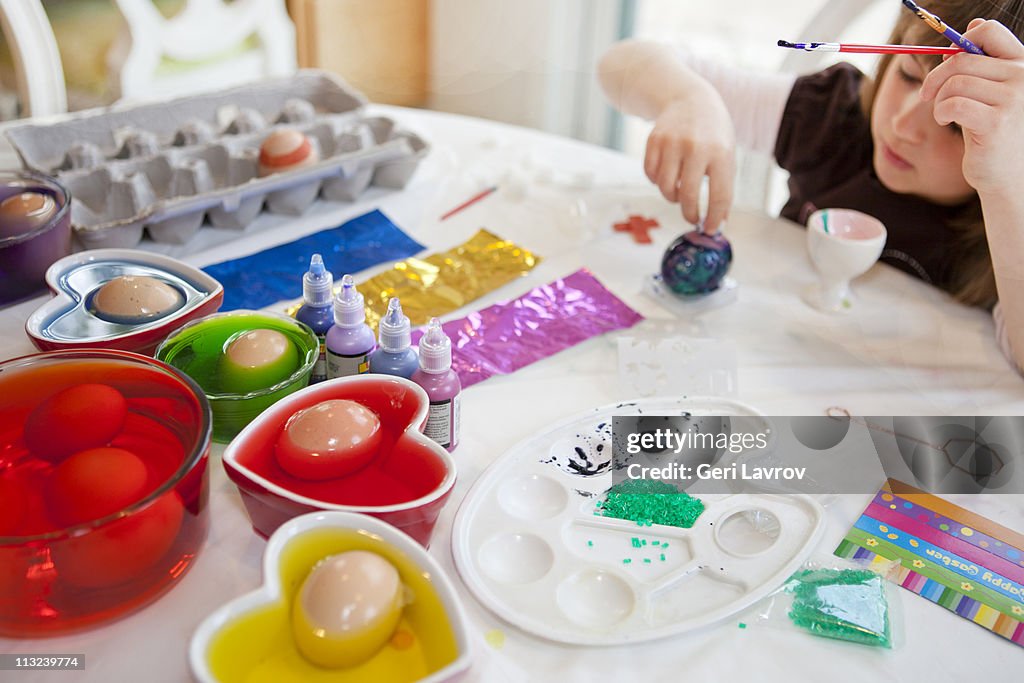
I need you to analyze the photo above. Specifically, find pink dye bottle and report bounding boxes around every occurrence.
[411,318,461,452]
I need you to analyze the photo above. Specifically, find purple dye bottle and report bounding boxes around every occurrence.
[369,297,419,378]
[295,254,334,383]
[326,274,375,379]
[411,317,461,452]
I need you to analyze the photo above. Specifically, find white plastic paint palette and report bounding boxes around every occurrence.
[452,397,825,645]
[26,248,223,354]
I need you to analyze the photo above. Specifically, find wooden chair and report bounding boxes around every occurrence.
[0,0,296,118]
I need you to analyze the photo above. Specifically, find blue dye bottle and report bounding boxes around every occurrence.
[295,254,334,383]
[369,297,418,378]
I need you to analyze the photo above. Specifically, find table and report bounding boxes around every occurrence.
[1,106,1022,682]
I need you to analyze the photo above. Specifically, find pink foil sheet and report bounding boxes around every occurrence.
[411,268,644,389]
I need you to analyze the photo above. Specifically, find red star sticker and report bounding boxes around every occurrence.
[613,214,660,244]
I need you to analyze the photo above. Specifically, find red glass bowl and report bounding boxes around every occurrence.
[0,350,212,636]
[223,375,457,547]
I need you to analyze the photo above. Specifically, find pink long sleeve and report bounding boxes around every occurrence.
[674,49,796,157]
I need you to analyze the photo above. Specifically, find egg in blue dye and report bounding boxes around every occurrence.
[89,275,185,324]
[660,230,733,296]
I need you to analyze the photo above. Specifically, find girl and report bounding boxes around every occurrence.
[598,1,1024,372]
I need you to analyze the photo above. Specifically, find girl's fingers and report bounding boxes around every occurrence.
[959,19,1024,59]
[922,54,1016,101]
[704,153,734,233]
[932,96,996,130]
[656,145,684,202]
[644,134,663,184]
[932,73,1009,108]
[677,155,708,225]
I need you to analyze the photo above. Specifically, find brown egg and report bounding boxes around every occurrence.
[91,276,185,324]
[258,129,319,177]
[0,192,57,238]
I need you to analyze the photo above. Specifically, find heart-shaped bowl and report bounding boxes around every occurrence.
[189,511,472,683]
[25,248,223,355]
[222,375,457,547]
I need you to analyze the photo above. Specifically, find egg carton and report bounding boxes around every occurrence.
[4,70,428,248]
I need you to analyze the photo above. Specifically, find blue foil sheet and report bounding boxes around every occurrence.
[203,210,424,311]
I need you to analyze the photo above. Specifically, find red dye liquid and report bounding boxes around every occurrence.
[0,356,209,636]
[235,381,447,506]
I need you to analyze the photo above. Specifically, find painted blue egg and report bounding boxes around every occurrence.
[660,230,733,296]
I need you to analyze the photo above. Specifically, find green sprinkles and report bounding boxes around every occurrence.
[643,558,651,564]
[631,537,642,548]
[623,558,632,564]
[587,540,593,547]
[660,553,666,561]
[738,622,747,629]
[595,479,705,528]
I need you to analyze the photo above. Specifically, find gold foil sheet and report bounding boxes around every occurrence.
[287,229,540,326]
[361,229,540,328]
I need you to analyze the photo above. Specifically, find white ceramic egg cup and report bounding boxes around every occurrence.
[804,208,887,313]
[452,396,825,646]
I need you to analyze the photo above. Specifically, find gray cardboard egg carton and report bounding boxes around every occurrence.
[5,70,428,248]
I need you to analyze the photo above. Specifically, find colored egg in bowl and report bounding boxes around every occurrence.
[0,349,212,636]
[189,511,472,683]
[222,374,457,547]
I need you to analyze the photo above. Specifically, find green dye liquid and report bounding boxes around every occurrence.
[156,312,318,442]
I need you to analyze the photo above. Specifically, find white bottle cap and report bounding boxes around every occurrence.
[333,274,365,327]
[417,317,452,374]
[302,253,333,306]
[378,297,412,353]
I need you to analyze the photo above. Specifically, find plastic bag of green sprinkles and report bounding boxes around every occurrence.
[786,568,892,647]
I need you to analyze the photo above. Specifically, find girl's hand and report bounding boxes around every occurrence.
[644,90,735,233]
[920,19,1024,198]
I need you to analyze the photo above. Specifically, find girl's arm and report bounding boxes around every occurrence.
[921,20,1024,370]
[598,40,794,231]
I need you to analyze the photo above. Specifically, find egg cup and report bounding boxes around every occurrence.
[0,349,212,636]
[155,311,319,442]
[189,511,471,683]
[26,249,224,355]
[803,209,887,313]
[0,170,72,307]
[223,375,457,547]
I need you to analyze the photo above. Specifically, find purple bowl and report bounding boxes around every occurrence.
[0,171,72,306]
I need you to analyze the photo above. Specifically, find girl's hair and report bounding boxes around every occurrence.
[861,0,1024,308]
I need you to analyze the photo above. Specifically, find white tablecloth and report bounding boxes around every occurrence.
[0,106,1021,682]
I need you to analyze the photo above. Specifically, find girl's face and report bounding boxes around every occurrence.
[870,55,975,205]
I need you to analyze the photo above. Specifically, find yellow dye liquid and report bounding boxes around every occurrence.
[207,529,459,682]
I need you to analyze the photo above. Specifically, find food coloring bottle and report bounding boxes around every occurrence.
[295,254,334,383]
[325,274,375,378]
[369,297,418,378]
[411,317,461,451]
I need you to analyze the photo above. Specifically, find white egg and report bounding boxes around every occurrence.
[91,275,184,324]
